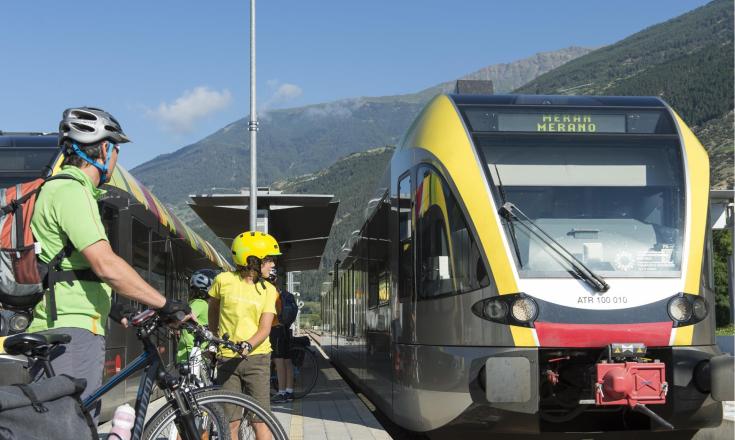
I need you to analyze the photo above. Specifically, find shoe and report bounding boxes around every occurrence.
[271,392,288,403]
[285,392,294,402]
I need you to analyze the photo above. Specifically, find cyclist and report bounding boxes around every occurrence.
[208,231,281,440]
[176,269,218,372]
[28,107,191,421]
[269,271,295,403]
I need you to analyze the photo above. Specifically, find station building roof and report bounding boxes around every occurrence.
[189,189,338,272]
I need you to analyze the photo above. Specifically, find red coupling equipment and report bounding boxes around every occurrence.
[595,361,667,407]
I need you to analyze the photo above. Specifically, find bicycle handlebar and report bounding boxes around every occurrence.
[180,321,246,356]
[126,309,246,356]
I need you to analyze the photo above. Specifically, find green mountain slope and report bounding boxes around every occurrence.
[271,147,395,300]
[516,0,734,188]
[131,47,591,206]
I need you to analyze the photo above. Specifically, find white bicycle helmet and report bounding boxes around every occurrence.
[59,107,131,145]
[189,269,218,298]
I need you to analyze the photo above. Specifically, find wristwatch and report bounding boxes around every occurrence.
[241,341,253,354]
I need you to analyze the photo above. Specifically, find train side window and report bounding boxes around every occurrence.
[100,205,118,252]
[132,219,149,283]
[150,233,167,296]
[416,165,489,299]
[398,173,414,301]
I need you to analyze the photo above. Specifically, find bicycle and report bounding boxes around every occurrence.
[2,309,288,440]
[269,335,318,400]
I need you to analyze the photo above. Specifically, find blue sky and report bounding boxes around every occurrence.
[0,0,712,168]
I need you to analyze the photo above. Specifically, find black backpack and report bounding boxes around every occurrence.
[278,291,298,328]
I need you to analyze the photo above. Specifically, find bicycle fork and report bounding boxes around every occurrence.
[169,388,202,440]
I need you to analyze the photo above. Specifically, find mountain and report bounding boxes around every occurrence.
[131,47,592,206]
[516,0,733,188]
[262,0,735,300]
[271,147,395,300]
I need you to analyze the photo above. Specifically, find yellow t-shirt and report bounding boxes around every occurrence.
[209,272,277,357]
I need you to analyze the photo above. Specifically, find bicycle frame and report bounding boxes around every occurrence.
[82,346,158,440]
[81,315,200,440]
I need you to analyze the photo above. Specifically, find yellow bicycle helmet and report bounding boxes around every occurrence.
[231,231,282,266]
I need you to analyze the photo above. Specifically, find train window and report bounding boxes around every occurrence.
[367,205,390,308]
[132,219,149,282]
[397,174,414,301]
[150,233,167,296]
[416,165,489,299]
[479,137,686,277]
[100,205,118,252]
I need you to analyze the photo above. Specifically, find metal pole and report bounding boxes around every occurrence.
[248,0,258,231]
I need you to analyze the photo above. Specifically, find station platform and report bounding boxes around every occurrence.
[98,336,391,440]
[271,339,390,440]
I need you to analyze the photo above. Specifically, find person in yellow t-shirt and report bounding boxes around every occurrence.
[208,231,281,440]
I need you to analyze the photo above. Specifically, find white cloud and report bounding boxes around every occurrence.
[261,81,303,111]
[147,86,232,133]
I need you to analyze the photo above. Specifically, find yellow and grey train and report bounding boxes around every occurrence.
[321,94,734,437]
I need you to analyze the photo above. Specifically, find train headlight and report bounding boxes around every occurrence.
[668,296,692,323]
[692,297,707,321]
[484,300,508,320]
[511,297,538,323]
[472,293,539,327]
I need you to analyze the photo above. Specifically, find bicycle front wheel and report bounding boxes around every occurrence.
[290,346,318,399]
[144,388,288,440]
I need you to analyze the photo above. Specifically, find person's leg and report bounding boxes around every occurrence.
[285,359,294,390]
[242,354,273,440]
[215,357,245,438]
[274,358,287,392]
[33,328,105,423]
[284,328,294,395]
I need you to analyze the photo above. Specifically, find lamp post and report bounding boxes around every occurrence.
[248,0,258,231]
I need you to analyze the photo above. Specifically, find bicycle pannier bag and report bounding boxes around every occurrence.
[0,374,98,440]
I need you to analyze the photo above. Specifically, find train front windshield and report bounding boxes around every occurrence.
[465,108,685,278]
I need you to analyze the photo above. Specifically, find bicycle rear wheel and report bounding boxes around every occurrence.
[144,388,287,440]
[290,346,318,398]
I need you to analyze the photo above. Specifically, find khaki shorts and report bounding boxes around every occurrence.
[216,353,271,421]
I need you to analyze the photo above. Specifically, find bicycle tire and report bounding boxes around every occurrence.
[143,388,288,440]
[290,346,318,399]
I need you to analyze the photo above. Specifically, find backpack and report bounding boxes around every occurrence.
[0,175,98,321]
[278,290,298,329]
[0,374,98,440]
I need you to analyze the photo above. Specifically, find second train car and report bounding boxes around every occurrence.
[321,93,734,438]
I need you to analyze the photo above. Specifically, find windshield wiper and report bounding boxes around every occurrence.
[499,202,610,293]
[492,165,524,267]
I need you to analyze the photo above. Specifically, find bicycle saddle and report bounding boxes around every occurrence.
[3,333,71,356]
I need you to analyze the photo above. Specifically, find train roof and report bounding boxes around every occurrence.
[449,94,668,108]
[0,132,231,270]
[0,132,58,147]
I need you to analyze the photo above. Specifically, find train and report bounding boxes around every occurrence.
[0,132,230,420]
[321,93,734,438]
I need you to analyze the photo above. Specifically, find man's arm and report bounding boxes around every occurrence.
[81,240,165,308]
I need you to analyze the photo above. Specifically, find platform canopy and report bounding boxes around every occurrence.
[189,189,338,272]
